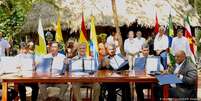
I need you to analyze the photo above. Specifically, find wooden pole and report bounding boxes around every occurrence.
[111,0,124,54]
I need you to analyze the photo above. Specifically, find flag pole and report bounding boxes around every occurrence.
[111,0,124,55]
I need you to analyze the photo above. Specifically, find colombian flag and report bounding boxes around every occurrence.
[90,16,99,67]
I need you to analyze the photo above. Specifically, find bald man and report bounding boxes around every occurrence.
[155,50,197,100]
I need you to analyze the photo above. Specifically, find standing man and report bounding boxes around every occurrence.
[171,29,191,57]
[124,31,136,70]
[0,32,10,56]
[106,31,116,47]
[154,26,169,69]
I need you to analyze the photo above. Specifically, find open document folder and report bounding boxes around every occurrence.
[69,58,96,72]
[36,57,53,73]
[109,54,128,70]
[156,74,183,85]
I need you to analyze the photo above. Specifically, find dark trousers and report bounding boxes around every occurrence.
[101,83,131,101]
[18,83,39,101]
[154,84,196,101]
[135,83,151,101]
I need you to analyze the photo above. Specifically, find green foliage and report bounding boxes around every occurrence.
[0,0,58,39]
[196,30,201,56]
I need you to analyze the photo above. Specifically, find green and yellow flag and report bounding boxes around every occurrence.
[35,18,47,55]
[55,16,63,42]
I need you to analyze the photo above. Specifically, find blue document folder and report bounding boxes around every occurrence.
[133,57,146,72]
[36,57,53,73]
[156,74,183,85]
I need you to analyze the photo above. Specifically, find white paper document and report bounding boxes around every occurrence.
[71,59,83,71]
[19,58,33,71]
[52,57,64,70]
[145,57,159,74]
[84,59,95,71]
[110,55,125,70]
[0,57,18,73]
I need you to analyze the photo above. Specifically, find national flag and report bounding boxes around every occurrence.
[167,14,175,67]
[184,16,196,64]
[35,18,47,55]
[79,14,90,57]
[55,16,63,42]
[154,13,159,34]
[90,16,99,68]
[168,14,174,47]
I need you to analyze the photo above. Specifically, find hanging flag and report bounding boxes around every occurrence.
[35,18,47,55]
[184,16,196,64]
[167,14,175,67]
[168,14,174,47]
[168,14,174,37]
[90,16,99,67]
[55,16,63,42]
[154,13,159,34]
[79,14,90,57]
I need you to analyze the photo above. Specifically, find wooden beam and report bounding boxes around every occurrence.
[111,0,124,54]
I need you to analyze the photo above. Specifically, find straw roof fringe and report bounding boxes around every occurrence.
[21,0,200,34]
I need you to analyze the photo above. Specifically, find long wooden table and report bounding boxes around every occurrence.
[1,70,169,101]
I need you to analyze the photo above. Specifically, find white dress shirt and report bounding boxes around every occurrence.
[124,38,135,54]
[170,61,184,87]
[46,53,66,72]
[106,35,115,46]
[134,37,145,52]
[171,36,191,56]
[0,38,10,56]
[154,34,168,51]
[124,37,145,54]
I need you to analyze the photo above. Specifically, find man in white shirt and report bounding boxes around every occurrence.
[154,26,169,69]
[124,31,137,70]
[134,31,146,52]
[71,42,100,101]
[124,31,145,70]
[0,32,10,56]
[106,31,116,47]
[16,42,39,101]
[39,42,68,100]
[135,44,164,101]
[171,29,191,57]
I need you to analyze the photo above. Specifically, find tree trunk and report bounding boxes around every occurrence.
[111,0,124,55]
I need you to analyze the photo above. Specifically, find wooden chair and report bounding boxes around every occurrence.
[70,86,93,101]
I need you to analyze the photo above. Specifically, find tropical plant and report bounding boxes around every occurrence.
[0,0,58,39]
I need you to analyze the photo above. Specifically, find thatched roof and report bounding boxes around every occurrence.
[21,0,200,34]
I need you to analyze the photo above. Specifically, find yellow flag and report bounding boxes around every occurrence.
[55,16,63,42]
[35,18,47,55]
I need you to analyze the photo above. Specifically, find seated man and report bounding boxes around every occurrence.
[39,42,68,100]
[16,42,39,101]
[71,42,100,101]
[154,50,197,100]
[135,44,164,101]
[101,44,131,101]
